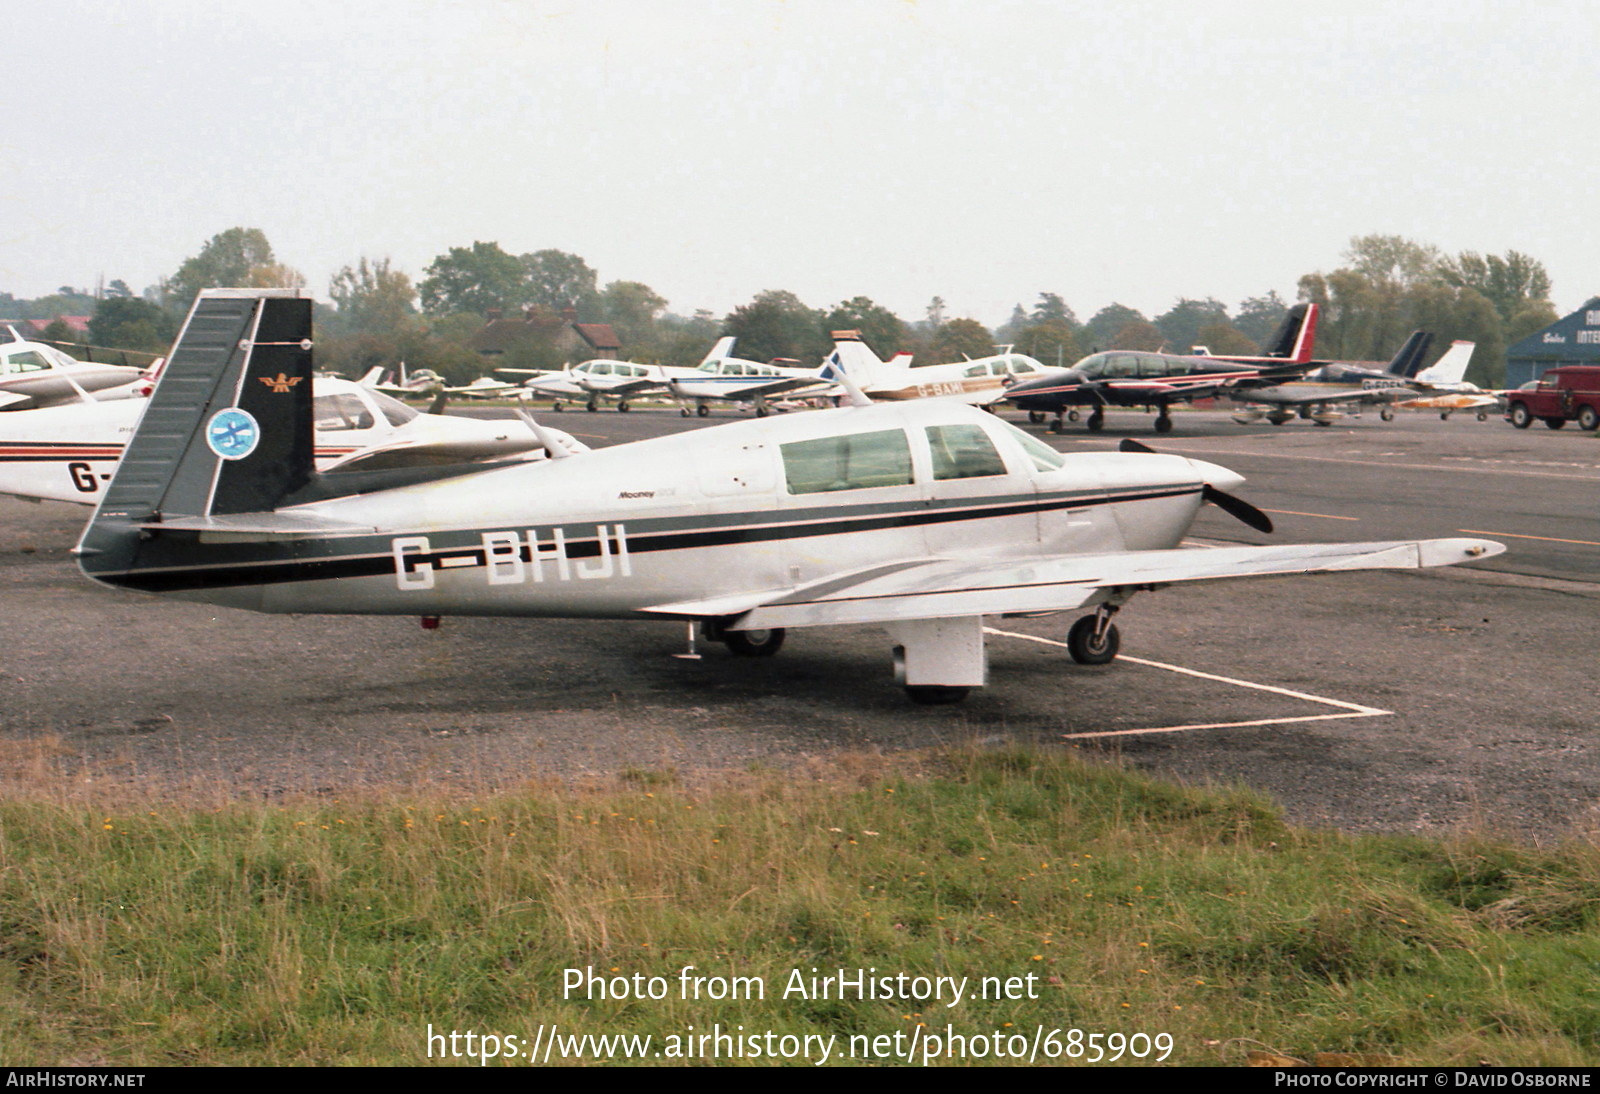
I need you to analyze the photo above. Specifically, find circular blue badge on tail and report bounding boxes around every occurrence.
[207,408,260,460]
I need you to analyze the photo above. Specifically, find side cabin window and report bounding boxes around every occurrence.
[1,350,52,374]
[782,429,913,494]
[963,363,989,378]
[926,424,1007,480]
[1104,354,1139,378]
[313,393,376,431]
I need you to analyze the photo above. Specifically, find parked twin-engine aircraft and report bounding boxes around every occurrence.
[823,332,1047,405]
[75,290,1503,704]
[1228,330,1438,425]
[0,372,574,505]
[1002,304,1322,433]
[0,327,153,410]
[668,337,833,417]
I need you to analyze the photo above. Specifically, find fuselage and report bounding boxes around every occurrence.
[86,401,1233,623]
[0,380,540,504]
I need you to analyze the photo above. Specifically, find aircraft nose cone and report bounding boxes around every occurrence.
[1187,458,1245,492]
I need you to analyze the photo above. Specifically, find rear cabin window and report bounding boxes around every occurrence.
[782,429,913,494]
[925,424,1007,480]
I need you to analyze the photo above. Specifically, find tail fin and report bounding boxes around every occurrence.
[77,290,314,578]
[1413,341,1476,385]
[823,331,906,390]
[700,335,736,366]
[1261,303,1319,362]
[1385,331,1433,377]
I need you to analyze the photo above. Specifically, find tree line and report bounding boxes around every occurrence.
[5,230,1555,388]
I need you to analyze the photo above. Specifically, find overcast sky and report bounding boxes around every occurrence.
[5,0,1594,326]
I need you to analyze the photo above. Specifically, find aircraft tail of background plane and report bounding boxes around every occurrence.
[823,331,908,390]
[1259,303,1319,363]
[699,335,737,365]
[1385,331,1433,376]
[1412,340,1476,385]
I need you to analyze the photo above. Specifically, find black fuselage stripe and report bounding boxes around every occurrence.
[99,486,1202,592]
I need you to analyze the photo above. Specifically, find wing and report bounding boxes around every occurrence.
[639,539,1503,629]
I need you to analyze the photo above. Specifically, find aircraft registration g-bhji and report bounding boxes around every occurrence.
[76,290,1504,704]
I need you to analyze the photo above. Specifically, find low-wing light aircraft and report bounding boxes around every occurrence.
[76,291,1503,704]
[824,332,1047,406]
[668,337,834,417]
[1227,330,1440,425]
[1,327,153,410]
[1387,342,1497,419]
[509,358,693,412]
[372,362,446,398]
[1,372,577,505]
[1003,304,1322,433]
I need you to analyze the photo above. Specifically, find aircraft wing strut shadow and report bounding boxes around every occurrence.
[76,290,1504,705]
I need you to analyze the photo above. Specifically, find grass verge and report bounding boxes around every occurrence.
[2,747,1598,1065]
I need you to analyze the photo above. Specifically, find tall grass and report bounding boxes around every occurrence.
[1,747,1597,1065]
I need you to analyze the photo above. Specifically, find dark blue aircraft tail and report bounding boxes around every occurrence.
[1258,303,1318,362]
[1386,331,1434,378]
[76,289,316,585]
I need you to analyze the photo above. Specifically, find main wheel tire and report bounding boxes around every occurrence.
[1066,616,1120,665]
[679,407,690,417]
[552,402,564,412]
[755,405,769,417]
[617,401,630,413]
[696,404,710,418]
[1380,408,1394,421]
[1509,403,1532,428]
[586,400,598,413]
[722,628,785,657]
[1067,410,1080,422]
[905,685,970,705]
[1579,406,1600,431]
[1154,415,1173,434]
[1028,411,1044,424]
[1086,413,1105,433]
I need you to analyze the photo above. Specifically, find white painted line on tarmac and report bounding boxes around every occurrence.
[1261,507,1360,522]
[1459,528,1600,548]
[984,626,1392,739]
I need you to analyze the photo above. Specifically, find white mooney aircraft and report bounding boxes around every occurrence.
[0,328,152,410]
[76,290,1504,704]
[1,374,578,505]
[823,332,1048,406]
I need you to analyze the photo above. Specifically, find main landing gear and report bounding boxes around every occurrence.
[700,618,786,657]
[1066,606,1121,665]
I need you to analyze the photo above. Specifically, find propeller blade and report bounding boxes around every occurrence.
[1202,484,1274,533]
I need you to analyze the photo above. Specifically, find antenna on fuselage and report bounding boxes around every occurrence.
[820,351,873,408]
[516,408,574,459]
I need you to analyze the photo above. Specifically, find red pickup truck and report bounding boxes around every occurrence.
[1506,366,1600,431]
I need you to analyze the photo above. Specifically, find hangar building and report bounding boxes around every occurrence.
[1505,296,1600,388]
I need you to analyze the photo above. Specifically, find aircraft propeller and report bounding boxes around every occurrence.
[1118,438,1274,533]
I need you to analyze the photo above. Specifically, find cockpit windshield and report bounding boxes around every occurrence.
[993,419,1066,471]
[365,388,419,426]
